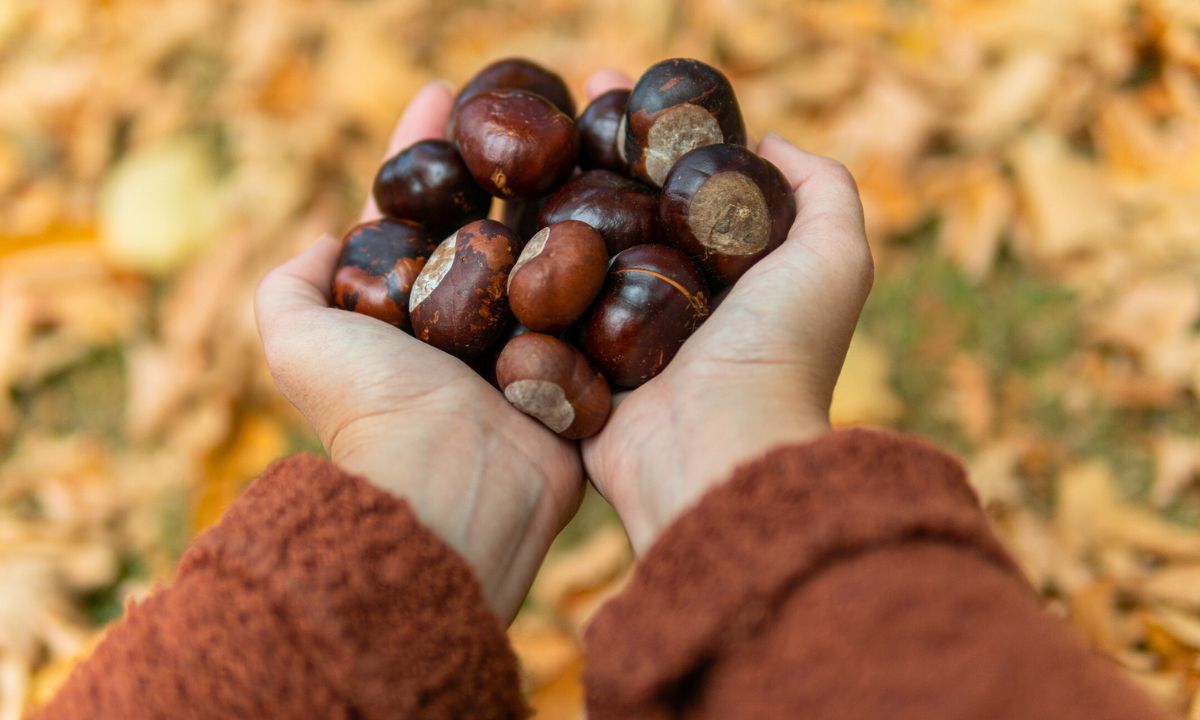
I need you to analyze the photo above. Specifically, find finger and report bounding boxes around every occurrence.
[361,80,457,223]
[586,69,634,101]
[255,234,341,338]
[757,132,870,270]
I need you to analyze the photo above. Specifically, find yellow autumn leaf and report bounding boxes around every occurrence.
[830,331,903,427]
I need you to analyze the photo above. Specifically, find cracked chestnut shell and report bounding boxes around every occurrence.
[578,89,630,173]
[409,219,523,358]
[496,332,611,439]
[624,58,746,187]
[455,90,580,200]
[660,144,797,287]
[508,220,608,333]
[332,219,436,330]
[538,170,665,255]
[372,139,491,238]
[579,244,710,388]
[448,58,575,138]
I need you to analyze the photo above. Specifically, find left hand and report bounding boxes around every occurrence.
[254,81,584,622]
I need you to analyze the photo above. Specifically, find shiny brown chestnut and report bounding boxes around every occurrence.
[409,219,523,358]
[624,58,746,187]
[578,89,630,173]
[496,332,611,439]
[332,219,436,330]
[538,170,665,255]
[660,144,796,287]
[455,90,580,200]
[579,244,710,388]
[372,139,491,238]
[508,220,608,333]
[447,57,575,138]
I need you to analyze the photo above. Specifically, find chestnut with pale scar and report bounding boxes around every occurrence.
[496,332,611,439]
[661,143,796,287]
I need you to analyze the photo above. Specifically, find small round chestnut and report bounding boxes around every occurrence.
[455,90,580,200]
[496,333,611,439]
[409,219,523,358]
[538,170,666,255]
[372,139,491,237]
[508,220,608,333]
[332,219,436,330]
[624,58,746,187]
[448,57,575,138]
[577,89,630,173]
[660,144,797,287]
[579,244,710,388]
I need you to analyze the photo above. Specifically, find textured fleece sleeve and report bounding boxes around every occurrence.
[34,455,527,720]
[583,428,1166,720]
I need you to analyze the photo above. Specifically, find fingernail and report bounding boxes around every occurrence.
[427,78,454,95]
[762,131,788,147]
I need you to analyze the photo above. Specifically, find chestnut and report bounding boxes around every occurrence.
[409,219,523,358]
[660,144,797,286]
[496,332,611,439]
[578,89,630,174]
[579,244,710,388]
[501,195,549,240]
[332,219,435,330]
[448,57,575,138]
[372,139,491,238]
[508,220,608,333]
[455,90,580,200]
[624,58,746,187]
[538,170,665,255]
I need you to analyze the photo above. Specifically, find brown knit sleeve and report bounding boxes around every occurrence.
[34,455,527,720]
[583,428,1166,720]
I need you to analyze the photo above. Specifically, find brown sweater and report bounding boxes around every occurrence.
[34,429,1165,719]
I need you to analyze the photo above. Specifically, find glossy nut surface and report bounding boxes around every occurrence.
[660,144,797,287]
[578,89,630,173]
[409,219,523,358]
[508,220,608,333]
[455,90,579,200]
[496,333,611,439]
[372,139,491,237]
[332,219,435,330]
[579,244,710,388]
[538,170,665,255]
[624,58,746,187]
[448,57,576,137]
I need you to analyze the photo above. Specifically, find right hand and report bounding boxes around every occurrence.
[580,71,875,552]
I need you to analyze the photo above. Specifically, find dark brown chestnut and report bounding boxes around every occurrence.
[496,332,611,439]
[332,219,436,330]
[538,170,665,255]
[447,58,575,138]
[660,144,797,287]
[409,219,523,358]
[455,90,580,200]
[579,244,710,388]
[372,139,491,238]
[624,58,746,187]
[578,89,630,174]
[508,220,608,333]
[501,195,549,240]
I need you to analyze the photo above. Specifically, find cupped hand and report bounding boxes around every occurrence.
[255,82,583,621]
[580,71,875,552]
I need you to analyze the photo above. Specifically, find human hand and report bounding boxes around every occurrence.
[255,81,583,621]
[580,70,875,552]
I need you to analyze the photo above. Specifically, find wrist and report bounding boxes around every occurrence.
[609,371,830,552]
[330,404,579,619]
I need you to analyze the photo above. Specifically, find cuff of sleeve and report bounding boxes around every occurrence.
[179,454,527,720]
[584,428,1022,713]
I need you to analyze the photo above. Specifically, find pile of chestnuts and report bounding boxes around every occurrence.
[332,57,796,439]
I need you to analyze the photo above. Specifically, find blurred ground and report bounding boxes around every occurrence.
[0,0,1198,717]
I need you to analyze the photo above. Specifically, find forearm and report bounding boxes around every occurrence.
[36,455,526,720]
[585,429,1165,719]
